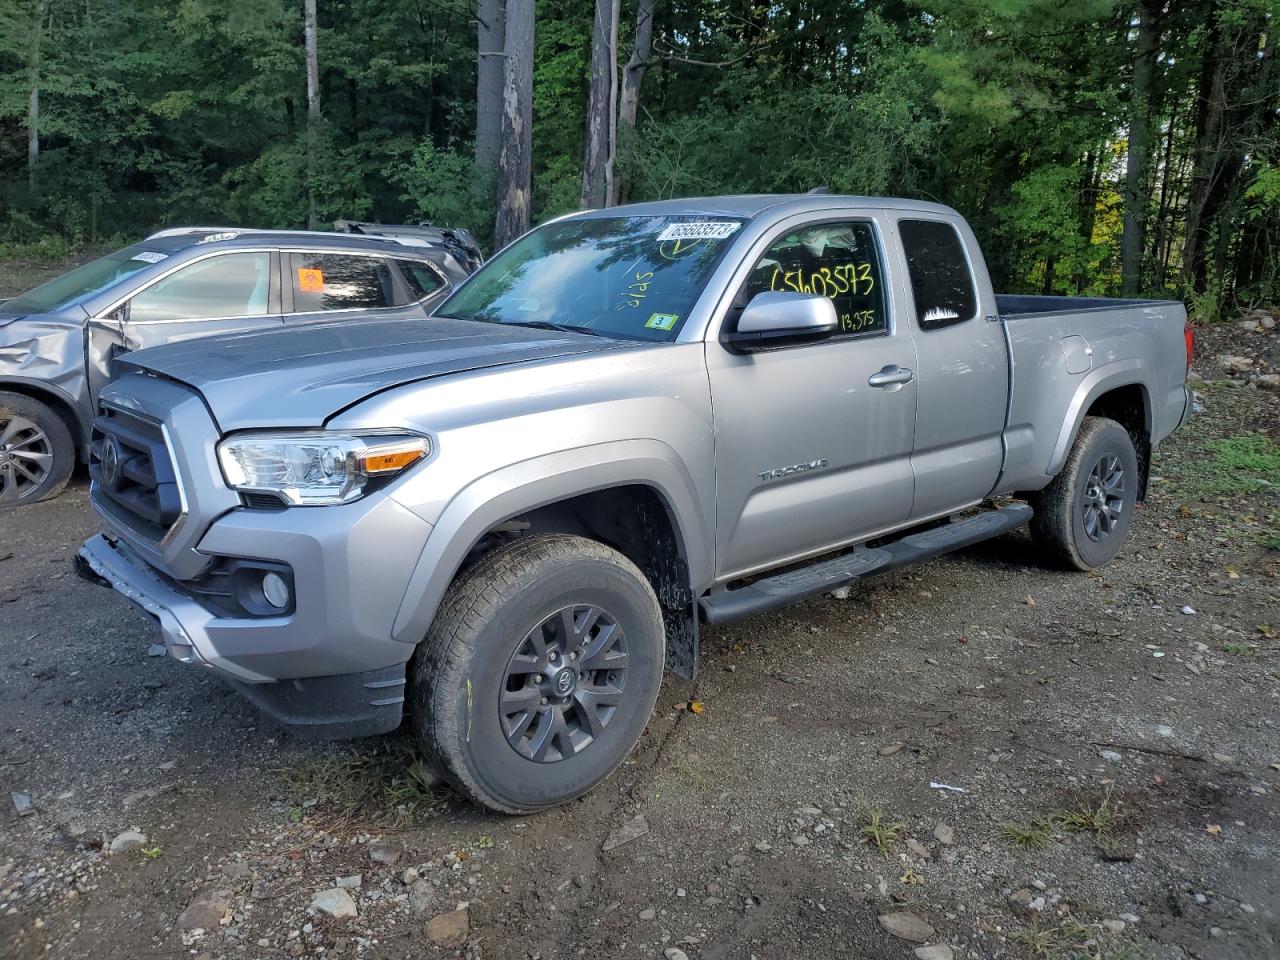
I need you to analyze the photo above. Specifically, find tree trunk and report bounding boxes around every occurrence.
[1075,147,1099,293]
[615,0,654,204]
[1181,0,1226,289]
[475,0,505,171]
[27,0,48,192]
[494,0,534,249]
[580,0,619,208]
[1120,1,1161,296]
[304,0,321,229]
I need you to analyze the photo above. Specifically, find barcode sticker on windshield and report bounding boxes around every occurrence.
[656,221,741,242]
[130,251,167,264]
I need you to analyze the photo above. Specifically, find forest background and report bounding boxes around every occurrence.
[0,0,1276,316]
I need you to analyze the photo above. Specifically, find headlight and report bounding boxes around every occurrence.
[216,431,430,505]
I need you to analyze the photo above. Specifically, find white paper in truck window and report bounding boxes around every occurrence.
[130,251,168,264]
[656,221,741,242]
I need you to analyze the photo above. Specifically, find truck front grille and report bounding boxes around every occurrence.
[90,404,184,542]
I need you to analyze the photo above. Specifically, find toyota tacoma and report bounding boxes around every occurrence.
[76,195,1194,813]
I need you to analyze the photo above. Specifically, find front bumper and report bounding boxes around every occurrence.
[78,487,434,737]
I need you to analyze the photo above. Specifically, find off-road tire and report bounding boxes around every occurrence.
[409,534,665,814]
[1029,416,1140,571]
[0,391,75,508]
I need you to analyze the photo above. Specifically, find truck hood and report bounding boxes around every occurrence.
[118,316,627,431]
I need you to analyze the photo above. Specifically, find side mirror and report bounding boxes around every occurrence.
[721,291,838,351]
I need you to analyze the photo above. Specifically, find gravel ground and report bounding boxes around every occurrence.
[1,315,1277,960]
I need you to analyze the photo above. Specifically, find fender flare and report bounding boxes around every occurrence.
[391,439,711,643]
[0,376,90,453]
[1046,359,1152,477]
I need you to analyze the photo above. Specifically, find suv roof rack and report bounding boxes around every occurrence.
[144,224,484,272]
[334,221,484,274]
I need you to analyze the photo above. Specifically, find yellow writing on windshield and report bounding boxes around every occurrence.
[617,269,655,310]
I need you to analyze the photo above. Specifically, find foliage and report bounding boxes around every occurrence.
[0,0,1275,297]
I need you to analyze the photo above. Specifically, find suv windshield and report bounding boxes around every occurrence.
[4,244,167,315]
[437,216,745,341]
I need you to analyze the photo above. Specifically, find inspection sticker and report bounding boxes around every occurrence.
[645,312,679,331]
[130,251,168,264]
[656,221,741,242]
[297,267,325,293]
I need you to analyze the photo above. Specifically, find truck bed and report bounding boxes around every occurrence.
[996,294,1175,319]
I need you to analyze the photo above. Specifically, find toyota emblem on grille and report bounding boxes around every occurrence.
[101,437,122,487]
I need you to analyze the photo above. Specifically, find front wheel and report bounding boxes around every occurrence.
[409,534,665,813]
[0,392,76,508]
[1029,416,1140,571]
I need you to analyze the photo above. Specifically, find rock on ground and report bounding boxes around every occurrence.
[914,946,954,960]
[176,888,232,932]
[368,842,402,864]
[310,887,358,919]
[108,831,147,855]
[933,823,954,845]
[878,912,936,942]
[408,878,437,917]
[601,814,649,851]
[424,907,469,947]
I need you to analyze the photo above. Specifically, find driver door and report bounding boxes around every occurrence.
[707,216,918,579]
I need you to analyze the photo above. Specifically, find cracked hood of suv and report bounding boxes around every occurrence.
[115,316,626,431]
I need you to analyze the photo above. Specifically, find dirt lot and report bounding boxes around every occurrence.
[1,285,1277,960]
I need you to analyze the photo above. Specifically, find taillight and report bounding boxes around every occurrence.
[1183,321,1196,377]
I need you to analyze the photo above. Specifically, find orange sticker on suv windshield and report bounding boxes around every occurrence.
[297,267,324,292]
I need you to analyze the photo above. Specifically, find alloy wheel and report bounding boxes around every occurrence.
[0,414,53,503]
[499,604,629,763]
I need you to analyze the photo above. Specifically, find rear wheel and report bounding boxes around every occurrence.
[0,392,75,507]
[1029,416,1140,570]
[409,534,665,814]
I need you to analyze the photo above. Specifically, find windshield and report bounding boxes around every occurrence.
[3,244,168,315]
[437,215,746,341]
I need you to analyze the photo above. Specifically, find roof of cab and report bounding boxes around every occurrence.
[572,193,962,221]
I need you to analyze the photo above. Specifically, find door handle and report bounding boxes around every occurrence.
[868,365,914,388]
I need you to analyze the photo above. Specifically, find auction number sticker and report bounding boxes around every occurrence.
[645,312,679,331]
[656,221,741,242]
[297,267,325,293]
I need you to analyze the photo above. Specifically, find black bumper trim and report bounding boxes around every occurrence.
[225,662,407,739]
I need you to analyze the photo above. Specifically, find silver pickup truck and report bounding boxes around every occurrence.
[76,195,1194,813]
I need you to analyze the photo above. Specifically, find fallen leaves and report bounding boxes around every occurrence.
[1206,824,1223,838]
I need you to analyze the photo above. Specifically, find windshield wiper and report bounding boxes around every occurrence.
[503,319,607,338]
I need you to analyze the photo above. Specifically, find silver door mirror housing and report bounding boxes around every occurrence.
[723,291,838,351]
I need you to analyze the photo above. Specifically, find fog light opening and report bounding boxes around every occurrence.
[262,572,290,610]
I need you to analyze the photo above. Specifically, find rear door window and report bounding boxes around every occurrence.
[898,219,977,331]
[743,221,886,337]
[127,253,271,322]
[396,259,447,301]
[288,253,396,312]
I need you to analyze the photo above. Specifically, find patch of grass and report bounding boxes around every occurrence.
[859,807,905,856]
[1052,790,1120,836]
[1004,821,1051,850]
[1221,642,1254,656]
[275,737,446,824]
[1012,915,1135,960]
[1204,434,1280,495]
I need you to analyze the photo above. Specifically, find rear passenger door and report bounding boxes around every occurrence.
[282,252,447,324]
[119,251,283,353]
[892,216,1009,520]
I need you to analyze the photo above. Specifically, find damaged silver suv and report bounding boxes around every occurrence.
[0,223,481,506]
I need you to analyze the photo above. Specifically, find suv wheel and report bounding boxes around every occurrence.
[1029,416,1140,570]
[409,534,665,813]
[0,392,75,507]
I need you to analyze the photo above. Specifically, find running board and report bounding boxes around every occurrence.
[698,503,1033,625]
